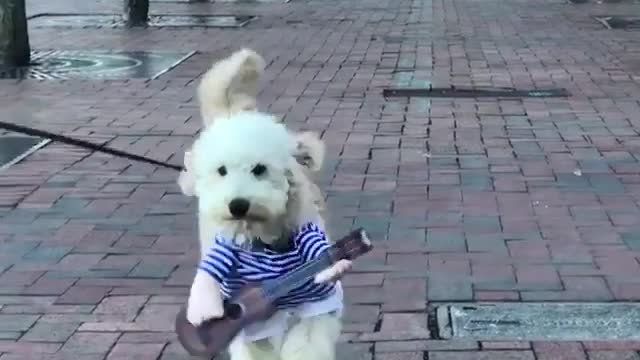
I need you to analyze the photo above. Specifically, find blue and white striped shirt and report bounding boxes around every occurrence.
[198,222,336,309]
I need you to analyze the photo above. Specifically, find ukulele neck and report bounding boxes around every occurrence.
[261,247,338,301]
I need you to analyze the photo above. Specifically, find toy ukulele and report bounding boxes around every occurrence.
[174,228,373,358]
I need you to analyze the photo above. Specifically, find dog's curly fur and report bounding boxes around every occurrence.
[178,49,348,360]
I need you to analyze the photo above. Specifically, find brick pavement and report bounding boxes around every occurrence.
[1,0,640,358]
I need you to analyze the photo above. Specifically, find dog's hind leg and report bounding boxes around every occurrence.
[228,337,281,360]
[278,314,342,360]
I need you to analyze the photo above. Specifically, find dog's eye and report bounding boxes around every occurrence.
[217,166,227,176]
[252,164,267,177]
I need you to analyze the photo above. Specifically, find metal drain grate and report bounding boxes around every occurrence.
[383,87,569,98]
[439,303,640,341]
[0,136,50,170]
[0,50,194,80]
[28,13,255,28]
[152,0,289,2]
[594,16,640,29]
[149,14,255,27]
[216,0,291,2]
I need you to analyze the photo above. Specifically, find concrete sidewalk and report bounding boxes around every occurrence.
[1,0,640,358]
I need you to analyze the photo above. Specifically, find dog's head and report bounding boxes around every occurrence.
[186,111,325,245]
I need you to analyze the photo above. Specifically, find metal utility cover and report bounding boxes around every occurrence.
[594,16,640,29]
[383,87,569,98]
[0,50,194,80]
[443,303,640,341]
[28,13,255,28]
[149,15,254,27]
[153,0,288,2]
[215,0,291,3]
[0,136,50,169]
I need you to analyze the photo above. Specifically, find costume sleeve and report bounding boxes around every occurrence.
[297,223,332,262]
[198,237,238,282]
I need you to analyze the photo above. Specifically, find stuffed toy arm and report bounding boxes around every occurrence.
[314,259,352,284]
[186,239,236,326]
[186,271,225,326]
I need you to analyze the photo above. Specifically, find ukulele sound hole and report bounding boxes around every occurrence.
[225,303,244,319]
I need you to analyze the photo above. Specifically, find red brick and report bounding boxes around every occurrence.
[359,313,429,341]
[118,332,176,343]
[51,225,95,245]
[375,353,422,360]
[475,291,520,301]
[21,322,79,342]
[57,254,104,269]
[515,265,562,290]
[429,351,535,360]
[56,286,109,305]
[22,278,76,296]
[343,305,380,324]
[386,254,427,269]
[0,353,104,360]
[609,283,640,300]
[0,340,61,354]
[106,343,165,360]
[584,341,640,351]
[533,342,587,360]
[343,273,385,287]
[482,342,531,350]
[472,263,514,279]
[0,271,44,287]
[587,351,640,360]
[507,241,550,259]
[93,296,148,321]
[134,304,181,326]
[382,278,426,311]
[375,340,478,353]
[61,333,119,354]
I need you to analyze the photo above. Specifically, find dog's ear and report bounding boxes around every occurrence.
[178,150,196,197]
[292,131,325,172]
[283,165,319,231]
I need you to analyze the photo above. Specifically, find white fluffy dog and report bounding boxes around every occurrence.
[177,49,351,360]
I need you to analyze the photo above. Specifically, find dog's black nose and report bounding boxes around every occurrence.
[228,198,250,218]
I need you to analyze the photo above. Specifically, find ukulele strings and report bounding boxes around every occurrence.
[262,250,335,300]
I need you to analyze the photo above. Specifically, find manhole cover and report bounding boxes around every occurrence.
[440,303,640,341]
[28,13,255,28]
[383,87,569,98]
[150,14,254,27]
[152,0,288,2]
[0,50,194,80]
[595,16,640,29]
[216,0,291,2]
[0,136,50,170]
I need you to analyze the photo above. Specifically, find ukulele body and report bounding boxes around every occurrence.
[175,283,277,358]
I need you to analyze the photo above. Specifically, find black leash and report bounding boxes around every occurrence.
[0,120,185,171]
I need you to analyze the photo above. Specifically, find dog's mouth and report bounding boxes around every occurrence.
[225,213,269,222]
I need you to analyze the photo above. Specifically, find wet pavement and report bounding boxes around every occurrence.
[28,14,255,29]
[1,0,640,358]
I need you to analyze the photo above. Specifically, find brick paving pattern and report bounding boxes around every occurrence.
[1,0,640,358]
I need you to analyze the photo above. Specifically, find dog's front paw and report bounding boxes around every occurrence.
[314,259,352,284]
[186,295,224,326]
